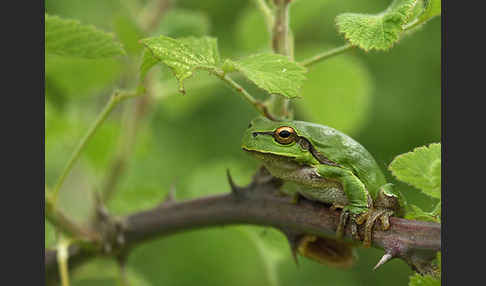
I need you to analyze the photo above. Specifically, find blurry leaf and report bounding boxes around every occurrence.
[229,53,307,99]
[295,45,372,134]
[156,9,211,38]
[335,0,418,51]
[405,204,439,222]
[389,143,441,199]
[45,0,123,31]
[72,257,151,286]
[409,273,440,286]
[46,14,125,58]
[45,54,122,99]
[113,13,144,55]
[417,0,441,23]
[236,226,290,286]
[140,36,220,93]
[45,219,56,248]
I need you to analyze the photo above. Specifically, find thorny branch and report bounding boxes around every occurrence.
[45,168,441,285]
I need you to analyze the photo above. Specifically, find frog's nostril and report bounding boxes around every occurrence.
[252,132,258,138]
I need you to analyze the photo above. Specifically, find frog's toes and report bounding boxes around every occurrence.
[336,208,362,242]
[336,210,349,239]
[359,209,396,247]
[355,212,369,225]
[379,210,394,231]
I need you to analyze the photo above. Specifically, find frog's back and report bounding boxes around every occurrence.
[291,120,387,197]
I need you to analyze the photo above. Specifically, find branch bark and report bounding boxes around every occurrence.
[45,170,441,284]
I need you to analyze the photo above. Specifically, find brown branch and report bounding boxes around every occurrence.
[45,171,441,284]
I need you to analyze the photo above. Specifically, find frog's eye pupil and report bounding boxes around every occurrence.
[279,130,291,138]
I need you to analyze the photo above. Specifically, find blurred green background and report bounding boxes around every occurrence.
[45,0,440,285]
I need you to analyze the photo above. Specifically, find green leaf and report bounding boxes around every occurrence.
[431,201,441,218]
[405,204,439,222]
[235,226,289,286]
[113,14,144,56]
[229,53,307,98]
[71,258,152,286]
[389,143,441,199]
[45,14,125,58]
[45,54,123,99]
[409,273,440,286]
[139,49,160,81]
[140,36,220,93]
[335,0,418,51]
[418,0,441,23]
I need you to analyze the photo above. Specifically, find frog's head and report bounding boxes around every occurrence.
[241,117,318,165]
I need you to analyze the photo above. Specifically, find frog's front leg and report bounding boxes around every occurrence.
[315,165,369,240]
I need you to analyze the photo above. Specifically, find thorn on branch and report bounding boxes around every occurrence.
[93,193,127,255]
[227,169,244,196]
[373,252,394,271]
[164,185,177,204]
[280,228,302,267]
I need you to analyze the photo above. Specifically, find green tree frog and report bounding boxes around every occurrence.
[241,117,406,249]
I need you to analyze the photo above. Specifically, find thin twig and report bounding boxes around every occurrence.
[299,44,354,67]
[211,69,275,120]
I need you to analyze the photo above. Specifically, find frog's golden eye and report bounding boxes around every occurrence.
[274,126,296,145]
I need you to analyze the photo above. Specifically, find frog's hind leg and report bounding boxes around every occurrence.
[315,165,370,243]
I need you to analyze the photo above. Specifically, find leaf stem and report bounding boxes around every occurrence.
[299,43,353,67]
[216,71,274,119]
[51,90,141,204]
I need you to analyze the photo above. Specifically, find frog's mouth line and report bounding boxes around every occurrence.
[242,148,295,159]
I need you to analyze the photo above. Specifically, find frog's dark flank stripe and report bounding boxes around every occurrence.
[296,136,342,167]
